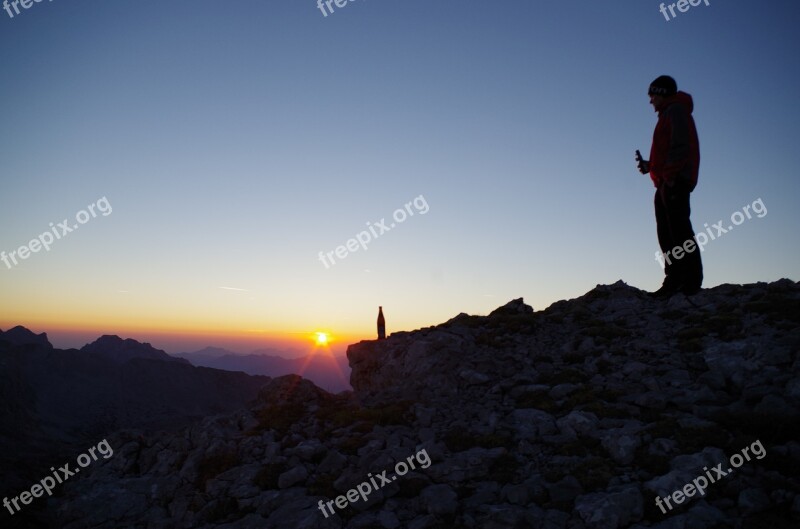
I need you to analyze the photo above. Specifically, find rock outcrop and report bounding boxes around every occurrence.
[49,280,800,528]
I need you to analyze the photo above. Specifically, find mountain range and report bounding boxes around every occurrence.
[174,347,351,393]
[0,327,272,528]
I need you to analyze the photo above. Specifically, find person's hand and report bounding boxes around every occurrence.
[635,151,650,174]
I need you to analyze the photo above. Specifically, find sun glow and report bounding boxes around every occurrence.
[315,332,330,346]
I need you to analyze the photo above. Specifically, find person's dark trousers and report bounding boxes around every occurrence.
[654,181,703,291]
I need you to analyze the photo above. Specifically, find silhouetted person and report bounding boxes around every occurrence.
[377,306,386,339]
[636,75,703,298]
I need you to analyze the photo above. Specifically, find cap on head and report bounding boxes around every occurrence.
[648,75,677,97]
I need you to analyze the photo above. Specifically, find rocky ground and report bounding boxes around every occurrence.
[51,279,800,528]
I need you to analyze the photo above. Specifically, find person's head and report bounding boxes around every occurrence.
[648,75,677,111]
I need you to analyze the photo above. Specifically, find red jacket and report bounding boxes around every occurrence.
[649,91,700,190]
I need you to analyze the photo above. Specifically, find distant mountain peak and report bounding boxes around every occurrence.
[0,326,53,349]
[81,335,188,364]
[93,334,131,345]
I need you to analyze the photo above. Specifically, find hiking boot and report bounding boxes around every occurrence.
[648,283,680,299]
[681,284,702,296]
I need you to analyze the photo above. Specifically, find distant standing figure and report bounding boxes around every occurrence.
[377,306,386,340]
[636,75,703,298]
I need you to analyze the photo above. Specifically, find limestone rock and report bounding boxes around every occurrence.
[51,280,800,528]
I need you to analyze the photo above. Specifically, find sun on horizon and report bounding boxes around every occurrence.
[314,332,330,346]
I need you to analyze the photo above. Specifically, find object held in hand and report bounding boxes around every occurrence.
[635,149,649,174]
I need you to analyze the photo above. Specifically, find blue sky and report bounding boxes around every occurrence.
[1,0,798,353]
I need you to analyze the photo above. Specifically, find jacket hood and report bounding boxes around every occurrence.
[658,91,694,114]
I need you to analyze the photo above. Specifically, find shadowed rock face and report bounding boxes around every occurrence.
[0,332,271,525]
[24,280,800,528]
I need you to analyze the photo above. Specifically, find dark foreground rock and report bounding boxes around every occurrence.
[50,280,800,528]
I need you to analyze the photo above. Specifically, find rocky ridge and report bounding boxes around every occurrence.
[53,280,800,529]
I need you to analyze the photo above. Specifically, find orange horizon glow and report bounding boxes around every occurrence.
[1,289,407,355]
[0,305,382,354]
[0,319,370,357]
[1,280,448,356]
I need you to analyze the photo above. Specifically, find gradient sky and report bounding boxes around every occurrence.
[1,0,798,355]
